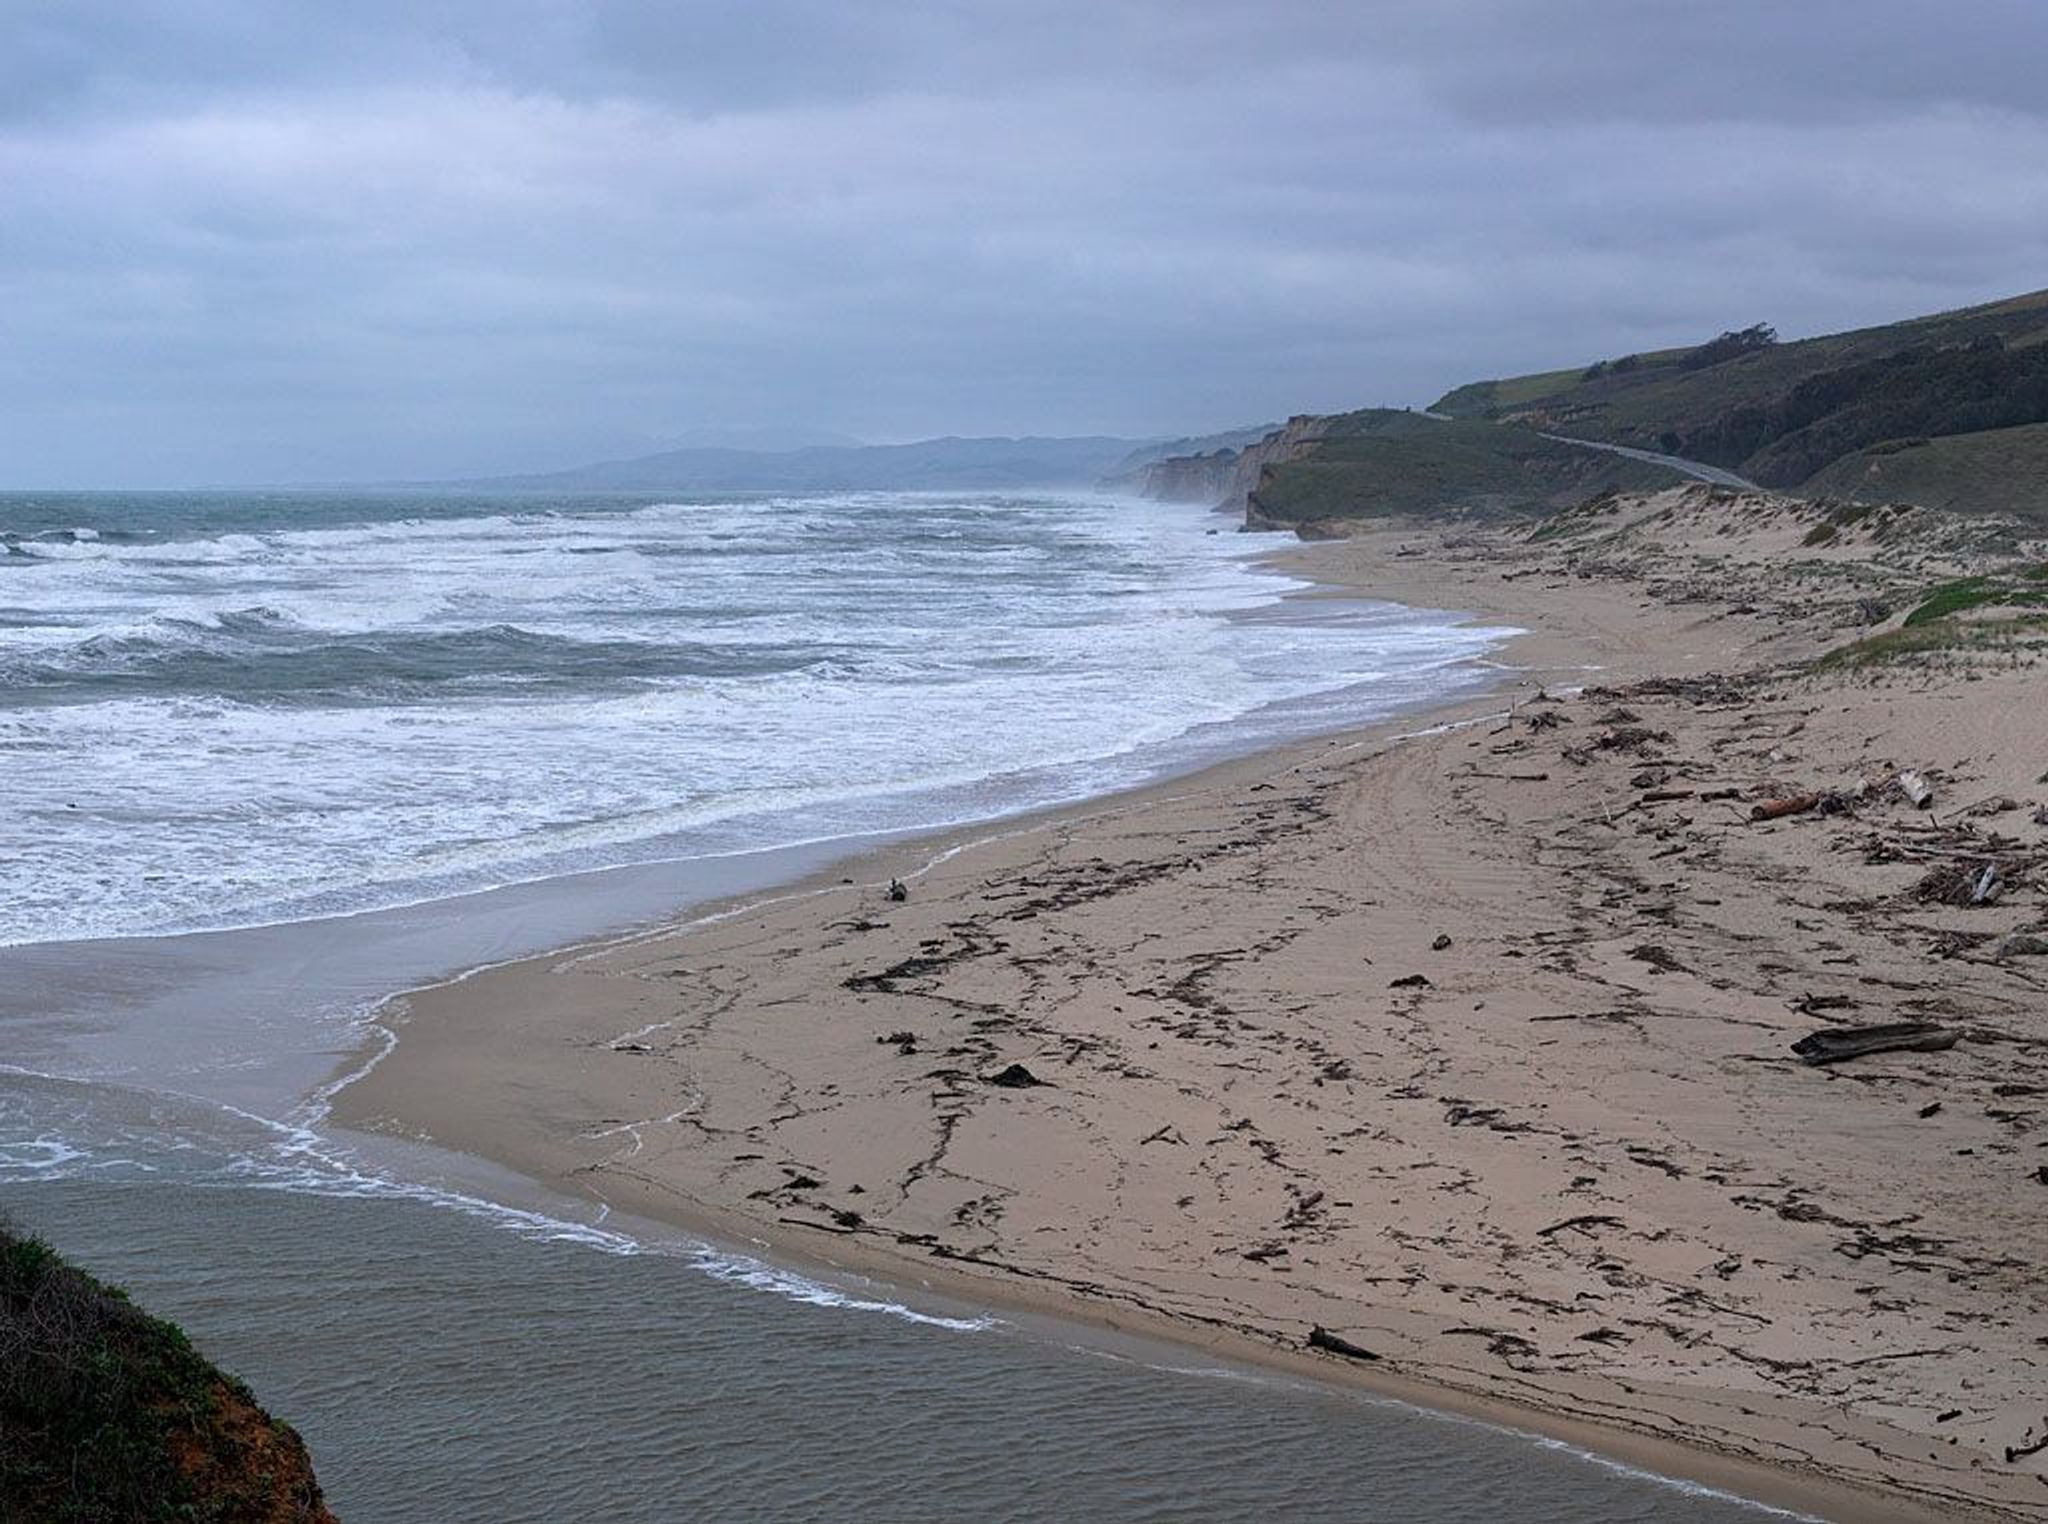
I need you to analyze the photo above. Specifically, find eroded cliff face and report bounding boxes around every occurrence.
[1230,415,1334,526]
[1135,414,1334,521]
[1132,447,1239,504]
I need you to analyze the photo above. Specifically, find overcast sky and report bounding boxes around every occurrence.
[5,1,2048,485]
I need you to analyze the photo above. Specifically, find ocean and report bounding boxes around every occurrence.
[0,488,1784,1520]
[0,488,1502,946]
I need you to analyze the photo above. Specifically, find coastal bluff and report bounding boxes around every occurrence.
[1,1223,334,1523]
[1140,286,2048,537]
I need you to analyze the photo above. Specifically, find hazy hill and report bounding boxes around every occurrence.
[1098,423,1282,488]
[448,434,1158,493]
[1430,288,2048,517]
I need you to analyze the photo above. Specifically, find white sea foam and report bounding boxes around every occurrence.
[1,490,1513,944]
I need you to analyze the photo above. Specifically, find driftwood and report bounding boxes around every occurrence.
[1538,1213,1623,1238]
[1306,1326,1381,1362]
[1914,860,2002,906]
[1791,1023,1958,1067]
[2005,1422,2048,1465]
[986,1063,1046,1088]
[1752,792,1820,821]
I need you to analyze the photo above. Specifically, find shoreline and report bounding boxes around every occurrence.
[333,497,2048,1523]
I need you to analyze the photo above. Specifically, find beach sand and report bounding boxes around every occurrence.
[336,488,2048,1521]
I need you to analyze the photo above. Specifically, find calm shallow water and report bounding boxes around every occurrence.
[12,1179,1784,1524]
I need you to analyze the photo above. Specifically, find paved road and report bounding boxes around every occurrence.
[1538,432,1758,489]
[1415,406,1757,489]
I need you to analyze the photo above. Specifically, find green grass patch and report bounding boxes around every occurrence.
[1904,577,1996,625]
[1900,576,2048,626]
[1812,612,2048,671]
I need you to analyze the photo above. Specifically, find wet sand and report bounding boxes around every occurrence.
[336,488,2048,1522]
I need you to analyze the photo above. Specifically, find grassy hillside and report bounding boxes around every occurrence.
[1803,422,2048,523]
[1429,289,2048,502]
[1,1223,333,1523]
[1247,409,1683,531]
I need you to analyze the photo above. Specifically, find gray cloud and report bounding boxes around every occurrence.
[3,1,2047,484]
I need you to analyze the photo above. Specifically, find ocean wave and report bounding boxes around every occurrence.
[0,489,1513,944]
[0,614,856,706]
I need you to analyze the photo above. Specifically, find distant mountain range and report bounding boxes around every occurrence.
[431,428,1272,495]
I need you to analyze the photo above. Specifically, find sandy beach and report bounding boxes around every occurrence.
[335,487,2048,1522]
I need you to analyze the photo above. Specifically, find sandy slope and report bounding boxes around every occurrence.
[336,487,2048,1521]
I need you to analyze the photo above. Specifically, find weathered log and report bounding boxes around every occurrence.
[1790,1023,1957,1067]
[1752,792,1820,821]
[1307,1326,1381,1362]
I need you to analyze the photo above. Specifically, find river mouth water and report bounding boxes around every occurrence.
[20,1173,1791,1523]
[0,488,1791,1520]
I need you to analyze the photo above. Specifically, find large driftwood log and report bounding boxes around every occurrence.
[1791,1023,1958,1067]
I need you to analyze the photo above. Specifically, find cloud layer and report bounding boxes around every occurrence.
[5,1,2047,484]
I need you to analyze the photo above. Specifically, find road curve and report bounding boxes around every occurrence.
[1413,406,1758,489]
[1538,432,1759,490]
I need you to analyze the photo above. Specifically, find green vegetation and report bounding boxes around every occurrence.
[1245,410,1683,529]
[1800,501,1892,546]
[1801,421,2048,525]
[1904,578,1997,626]
[1810,566,2048,670]
[1687,337,2048,484]
[1426,288,2048,522]
[1901,575,2048,626]
[1812,613,2048,672]
[1,1222,330,1523]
